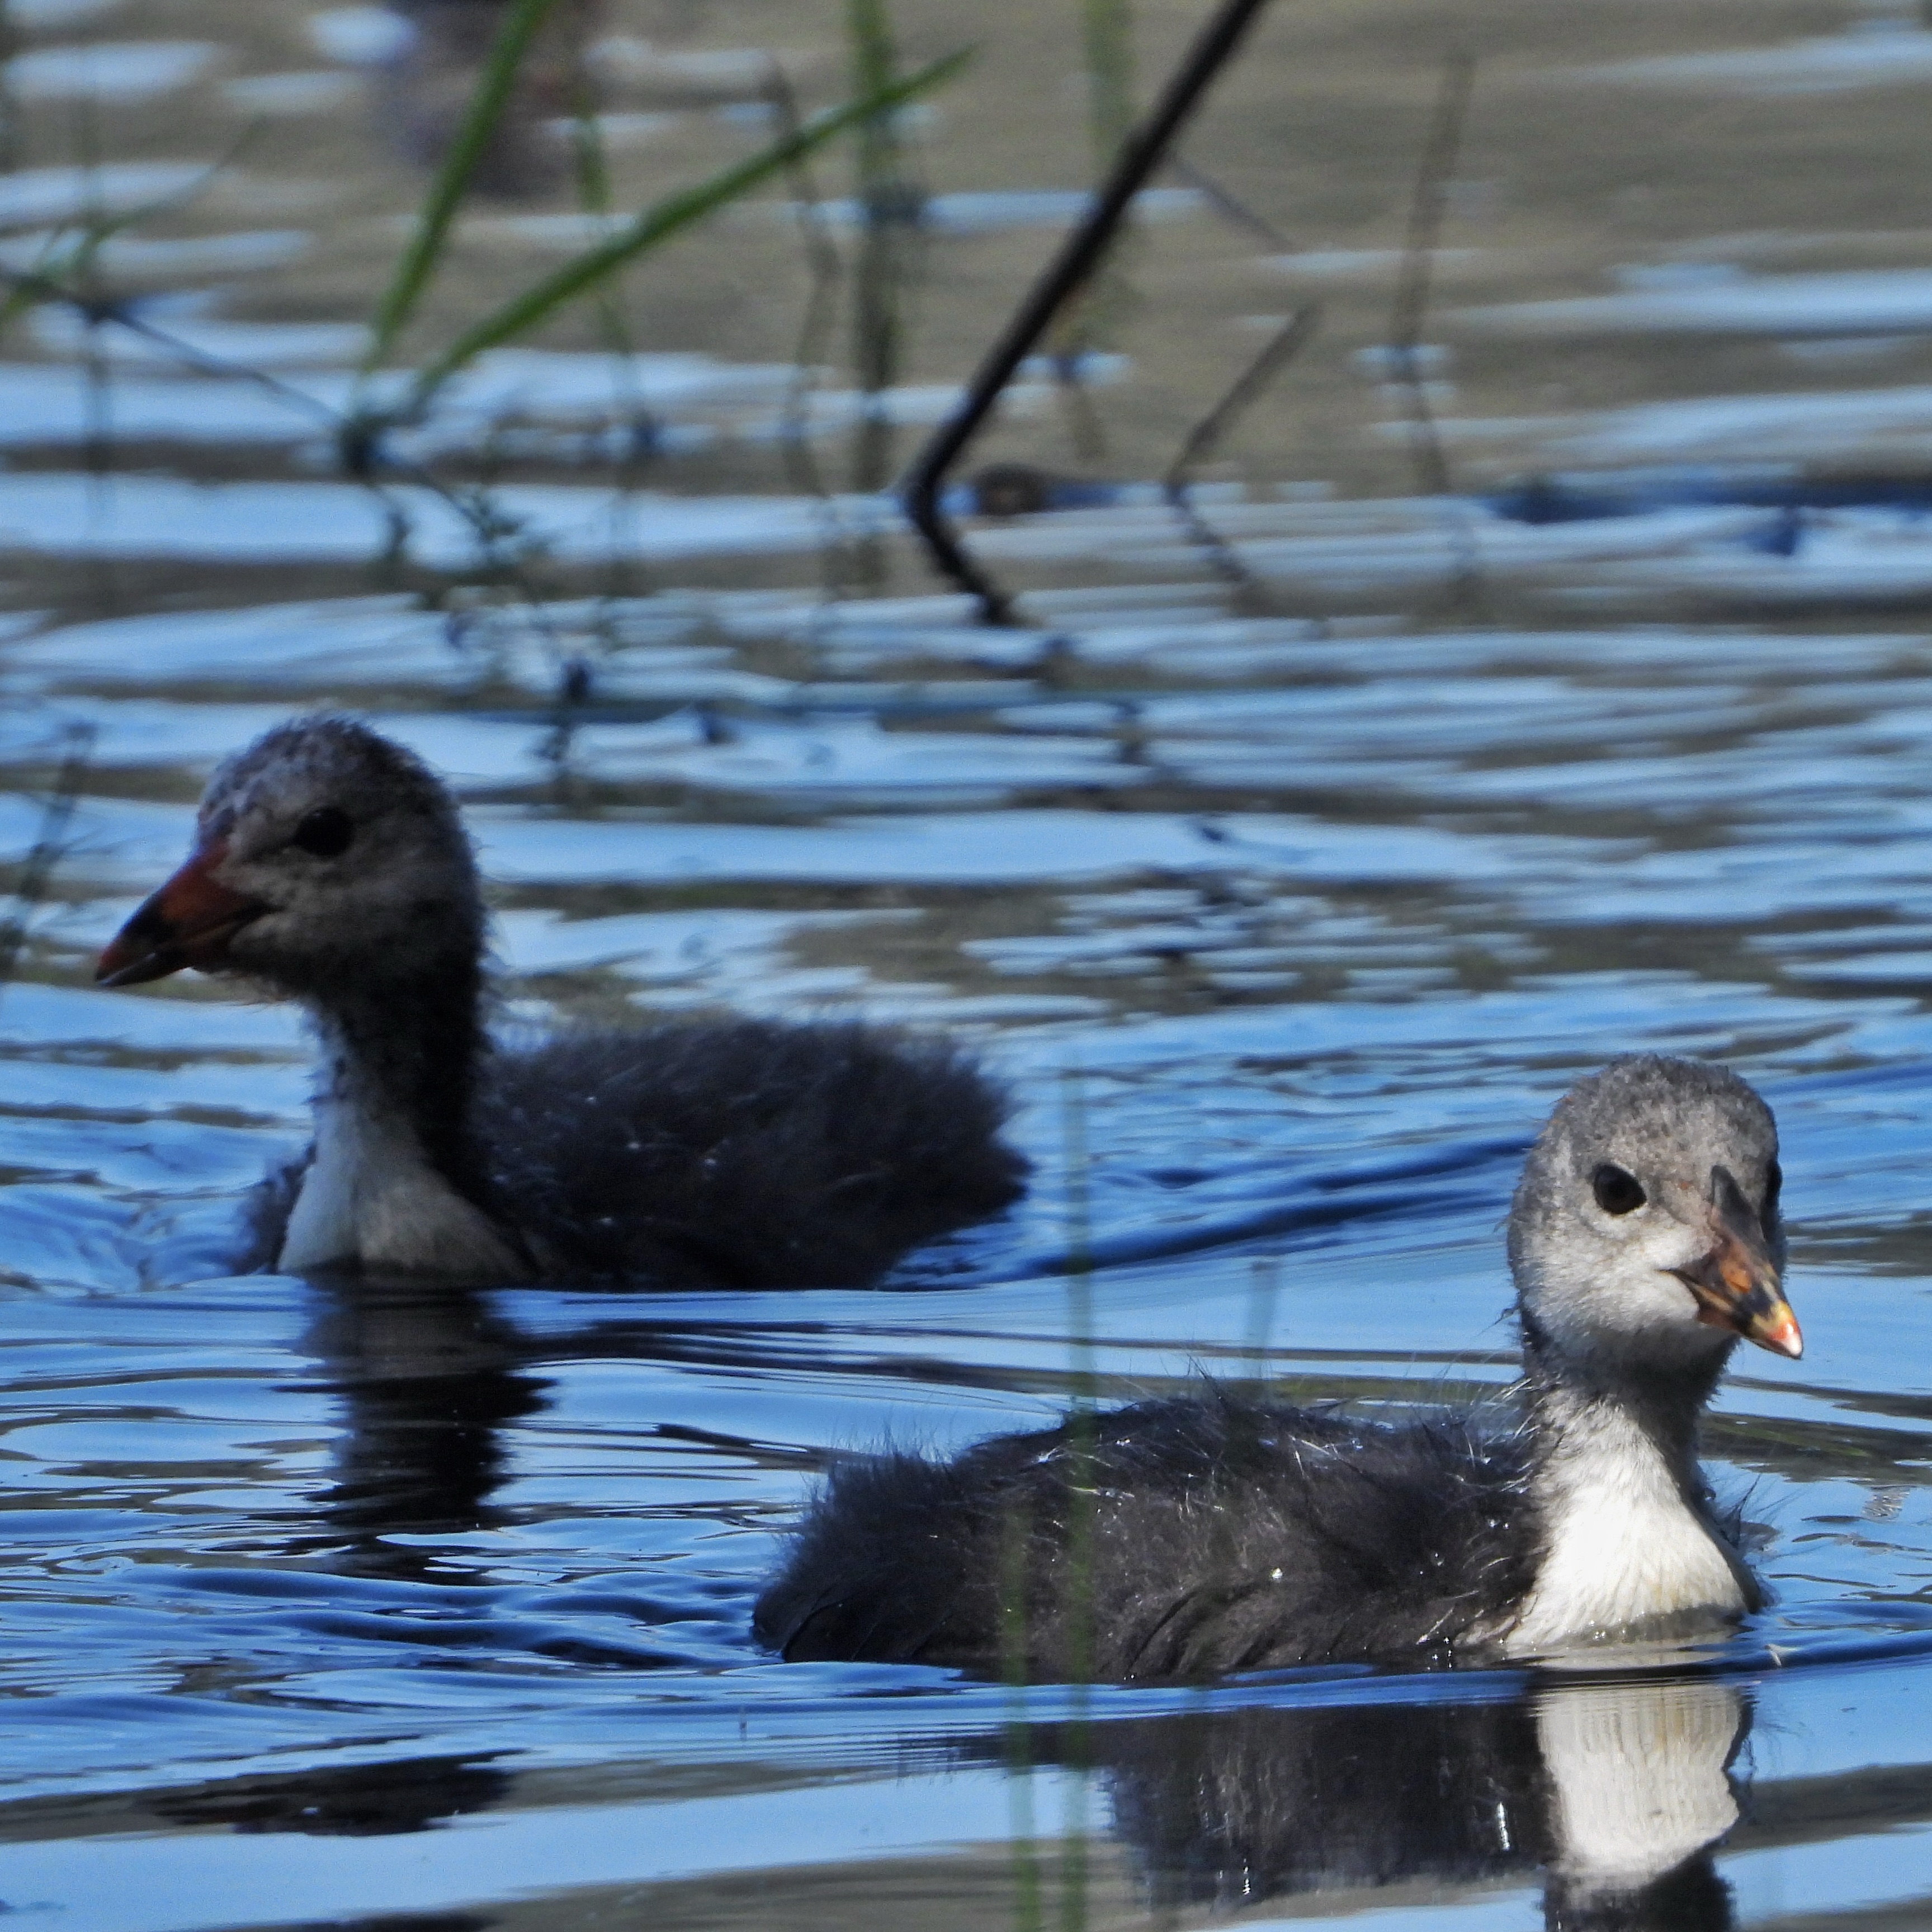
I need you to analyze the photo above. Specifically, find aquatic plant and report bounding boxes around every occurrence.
[844,0,925,502]
[357,42,972,441]
[0,5,968,635]
[0,724,92,1007]
[1049,0,1141,459]
[361,0,568,381]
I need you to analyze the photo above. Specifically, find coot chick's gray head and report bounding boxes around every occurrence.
[96,716,482,1001]
[1509,1054,1798,1380]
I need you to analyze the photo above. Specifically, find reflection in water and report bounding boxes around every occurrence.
[153,1751,512,1840]
[296,1278,549,1579]
[1052,1676,1746,1930]
[1538,1680,1742,1927]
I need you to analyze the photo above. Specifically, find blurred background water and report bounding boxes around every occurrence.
[4,0,1932,1926]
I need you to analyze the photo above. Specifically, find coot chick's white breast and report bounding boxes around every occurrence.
[755,1056,1801,1678]
[96,715,1027,1287]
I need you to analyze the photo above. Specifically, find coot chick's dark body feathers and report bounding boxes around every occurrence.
[757,1389,1538,1679]
[97,715,1026,1287]
[480,1018,1021,1288]
[757,1056,1804,1676]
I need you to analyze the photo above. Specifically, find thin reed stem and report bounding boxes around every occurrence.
[1245,1251,1282,1392]
[1059,1064,1097,1683]
[401,51,967,420]
[363,0,563,376]
[1163,301,1320,602]
[999,1494,1043,1932]
[1057,1062,1097,1929]
[0,724,95,1002]
[845,0,920,502]
[1388,47,1471,500]
[1047,0,1140,460]
[1389,48,1486,613]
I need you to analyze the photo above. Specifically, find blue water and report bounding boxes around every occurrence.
[8,588,1932,1928]
[6,0,1932,1924]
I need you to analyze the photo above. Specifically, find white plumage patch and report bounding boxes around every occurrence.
[278,1089,521,1278]
[1504,1398,1745,1655]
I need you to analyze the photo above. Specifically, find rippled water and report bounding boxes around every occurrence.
[5,0,1932,1926]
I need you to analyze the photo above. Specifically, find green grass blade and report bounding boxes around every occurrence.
[403,46,971,414]
[363,0,561,375]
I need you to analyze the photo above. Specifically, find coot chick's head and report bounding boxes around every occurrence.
[1508,1055,1798,1380]
[97,716,483,1001]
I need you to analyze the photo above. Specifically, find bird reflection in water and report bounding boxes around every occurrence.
[155,1751,512,1846]
[295,1277,549,1581]
[1035,1674,1745,1930]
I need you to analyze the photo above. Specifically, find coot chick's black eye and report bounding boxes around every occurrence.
[1592,1164,1647,1216]
[292,806,355,858]
[1764,1158,1782,1218]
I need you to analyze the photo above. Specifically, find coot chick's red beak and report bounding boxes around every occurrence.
[95,839,266,988]
[1671,1164,1802,1359]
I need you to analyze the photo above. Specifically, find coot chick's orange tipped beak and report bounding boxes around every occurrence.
[1672,1164,1803,1360]
[95,840,265,989]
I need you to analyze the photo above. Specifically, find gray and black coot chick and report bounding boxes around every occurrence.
[95,716,1027,1287]
[756,1056,1802,1678]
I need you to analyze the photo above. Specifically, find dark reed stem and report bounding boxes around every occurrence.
[901,0,1278,623]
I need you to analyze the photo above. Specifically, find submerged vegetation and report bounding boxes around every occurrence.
[0,0,1350,647]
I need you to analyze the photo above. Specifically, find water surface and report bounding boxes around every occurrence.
[4,0,1932,1926]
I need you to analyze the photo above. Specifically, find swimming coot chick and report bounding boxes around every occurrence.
[755,1056,1800,1676]
[95,716,1026,1286]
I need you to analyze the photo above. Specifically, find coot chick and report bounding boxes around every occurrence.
[95,716,1026,1286]
[756,1056,1801,1676]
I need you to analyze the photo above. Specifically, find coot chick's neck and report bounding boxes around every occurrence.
[310,948,489,1179]
[279,942,523,1279]
[1505,1319,1753,1656]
